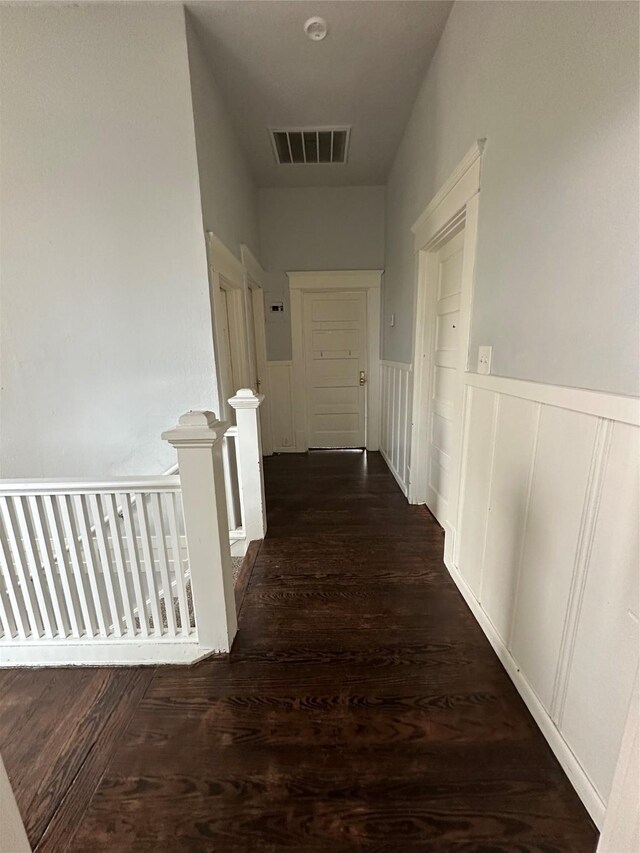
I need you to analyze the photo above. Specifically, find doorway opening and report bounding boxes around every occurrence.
[288,270,382,453]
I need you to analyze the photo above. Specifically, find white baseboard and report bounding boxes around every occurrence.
[444,554,606,827]
[0,638,220,667]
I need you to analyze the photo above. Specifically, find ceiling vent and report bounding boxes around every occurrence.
[270,127,350,165]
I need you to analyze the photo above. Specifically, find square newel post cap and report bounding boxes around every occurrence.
[228,388,265,410]
[162,410,229,448]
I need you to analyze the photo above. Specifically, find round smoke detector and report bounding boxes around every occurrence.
[304,16,328,41]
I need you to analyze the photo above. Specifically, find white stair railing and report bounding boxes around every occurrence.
[0,397,266,667]
[0,476,194,662]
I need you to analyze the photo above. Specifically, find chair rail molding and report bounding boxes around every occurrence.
[288,270,382,453]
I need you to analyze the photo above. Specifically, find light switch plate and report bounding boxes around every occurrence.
[390,313,395,327]
[478,345,492,375]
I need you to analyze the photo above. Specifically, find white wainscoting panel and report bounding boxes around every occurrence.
[380,361,412,495]
[450,374,640,827]
[267,361,296,452]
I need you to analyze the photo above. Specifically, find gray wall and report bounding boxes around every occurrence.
[258,186,385,360]
[0,4,217,477]
[185,16,260,260]
[385,1,639,396]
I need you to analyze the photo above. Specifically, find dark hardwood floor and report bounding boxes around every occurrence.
[0,451,598,851]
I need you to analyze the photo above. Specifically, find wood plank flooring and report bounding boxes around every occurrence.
[0,451,598,851]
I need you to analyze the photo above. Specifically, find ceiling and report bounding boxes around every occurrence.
[186,1,452,188]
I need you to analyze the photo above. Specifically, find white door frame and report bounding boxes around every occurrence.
[240,243,273,456]
[288,270,382,453]
[408,140,485,563]
[207,232,251,421]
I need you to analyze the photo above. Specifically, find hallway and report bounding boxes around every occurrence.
[0,452,597,850]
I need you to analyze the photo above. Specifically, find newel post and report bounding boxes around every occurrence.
[162,411,237,652]
[228,389,267,543]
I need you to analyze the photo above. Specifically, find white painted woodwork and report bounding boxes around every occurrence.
[0,475,199,665]
[409,142,483,564]
[379,361,412,495]
[0,403,261,664]
[228,389,267,542]
[163,411,237,653]
[421,229,465,524]
[241,243,274,456]
[597,675,639,853]
[511,406,599,710]
[303,290,367,448]
[560,421,640,800]
[447,372,640,827]
[207,232,252,419]
[267,361,296,452]
[454,386,496,598]
[0,753,30,853]
[479,394,538,642]
[289,271,381,453]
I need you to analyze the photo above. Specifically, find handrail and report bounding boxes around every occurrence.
[0,475,181,496]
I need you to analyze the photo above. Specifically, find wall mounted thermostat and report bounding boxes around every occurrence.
[270,302,284,313]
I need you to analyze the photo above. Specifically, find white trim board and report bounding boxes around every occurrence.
[240,243,264,287]
[466,373,640,427]
[288,270,382,453]
[207,232,244,286]
[412,139,485,250]
[0,639,218,667]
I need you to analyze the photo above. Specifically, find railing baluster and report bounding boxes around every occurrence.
[165,492,190,637]
[89,495,122,637]
[0,576,13,638]
[150,493,176,637]
[135,493,162,637]
[73,495,108,638]
[0,497,42,638]
[28,496,68,638]
[222,437,238,530]
[43,495,81,638]
[0,524,27,639]
[119,493,148,638]
[105,494,136,637]
[13,497,53,638]
[59,495,96,637]
[87,494,121,637]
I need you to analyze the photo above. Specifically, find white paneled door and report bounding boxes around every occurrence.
[425,229,464,525]
[303,291,367,448]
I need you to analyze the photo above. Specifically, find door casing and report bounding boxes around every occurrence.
[409,140,484,567]
[241,244,273,456]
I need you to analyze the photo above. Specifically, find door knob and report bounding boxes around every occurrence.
[359,371,367,386]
